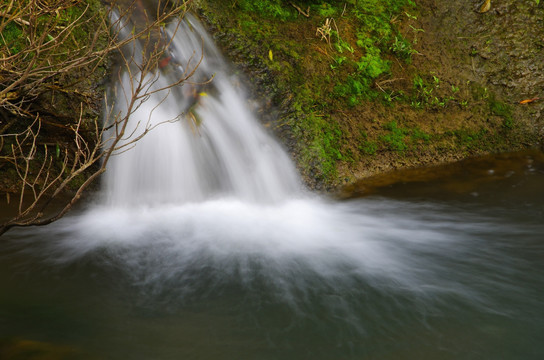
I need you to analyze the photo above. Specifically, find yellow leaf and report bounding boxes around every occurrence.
[268,49,273,61]
[479,0,491,13]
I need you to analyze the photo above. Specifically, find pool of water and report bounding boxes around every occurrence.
[1,150,543,359]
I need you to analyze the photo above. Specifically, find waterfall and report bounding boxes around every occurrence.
[103,13,301,207]
[28,10,515,311]
[60,12,470,295]
[3,8,543,358]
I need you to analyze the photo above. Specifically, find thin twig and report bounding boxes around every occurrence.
[290,2,310,17]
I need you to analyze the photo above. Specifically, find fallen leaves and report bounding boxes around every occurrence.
[519,97,540,104]
[479,0,491,13]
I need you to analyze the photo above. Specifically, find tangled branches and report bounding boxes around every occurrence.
[0,0,196,235]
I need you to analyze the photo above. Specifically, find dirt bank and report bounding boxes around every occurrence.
[197,0,543,191]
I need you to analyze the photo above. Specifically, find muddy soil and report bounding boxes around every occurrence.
[419,0,543,140]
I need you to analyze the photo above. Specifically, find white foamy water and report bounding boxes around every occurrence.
[103,14,300,206]
[3,10,544,359]
[34,194,529,314]
[17,13,534,314]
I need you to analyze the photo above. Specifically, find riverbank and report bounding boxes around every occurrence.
[1,0,542,198]
[196,0,543,190]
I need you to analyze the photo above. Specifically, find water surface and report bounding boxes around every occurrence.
[1,6,542,359]
[1,151,543,360]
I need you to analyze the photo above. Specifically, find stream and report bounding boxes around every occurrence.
[1,7,543,360]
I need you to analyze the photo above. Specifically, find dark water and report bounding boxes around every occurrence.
[1,150,543,360]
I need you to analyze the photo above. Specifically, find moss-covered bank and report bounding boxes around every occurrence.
[2,0,542,198]
[196,0,543,190]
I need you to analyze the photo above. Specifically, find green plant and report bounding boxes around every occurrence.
[333,75,376,106]
[357,131,378,155]
[382,91,398,103]
[390,35,417,62]
[452,128,489,148]
[335,37,355,54]
[404,12,417,20]
[410,74,457,109]
[413,75,424,89]
[330,56,347,70]
[323,0,414,106]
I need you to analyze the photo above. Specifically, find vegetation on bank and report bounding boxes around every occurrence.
[0,0,539,207]
[0,0,191,234]
[1,0,110,192]
[0,0,109,115]
[199,0,538,188]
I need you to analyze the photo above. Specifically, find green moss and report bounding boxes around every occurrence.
[236,0,295,20]
[378,121,432,152]
[293,110,344,180]
[489,98,514,129]
[450,128,489,148]
[334,75,374,106]
[0,22,24,54]
[316,3,338,17]
[358,138,378,155]
[411,128,431,143]
[200,0,418,185]
[380,121,409,151]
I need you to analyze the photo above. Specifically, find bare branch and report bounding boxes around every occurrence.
[0,0,197,235]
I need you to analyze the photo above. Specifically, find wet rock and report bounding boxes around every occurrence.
[0,338,78,360]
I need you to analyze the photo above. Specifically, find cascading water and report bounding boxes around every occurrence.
[39,11,532,303]
[30,9,533,315]
[3,8,543,360]
[104,14,300,206]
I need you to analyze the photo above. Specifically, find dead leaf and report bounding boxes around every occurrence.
[519,97,540,104]
[479,0,491,13]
